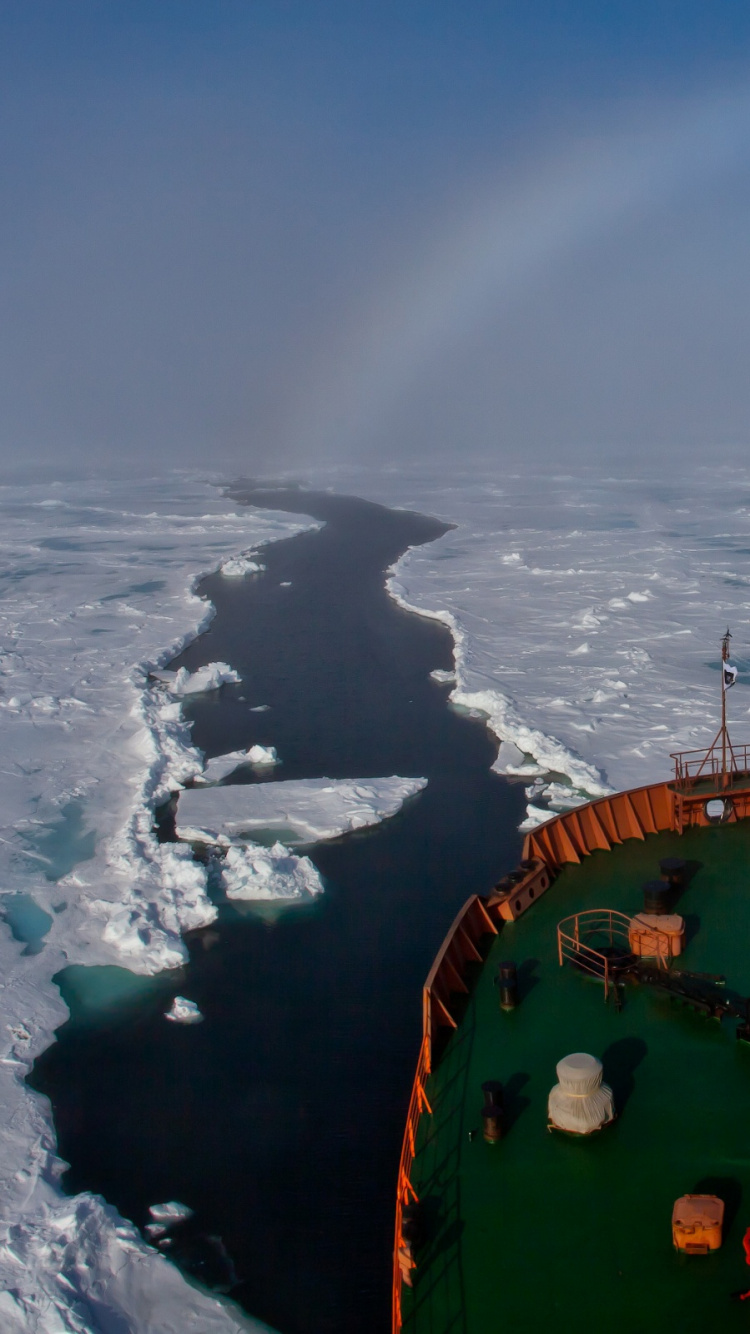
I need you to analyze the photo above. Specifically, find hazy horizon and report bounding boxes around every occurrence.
[2,3,750,478]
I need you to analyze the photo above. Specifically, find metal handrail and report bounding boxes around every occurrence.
[557,908,672,999]
[392,1033,433,1333]
[671,740,750,791]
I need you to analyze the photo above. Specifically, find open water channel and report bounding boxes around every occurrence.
[30,487,524,1334]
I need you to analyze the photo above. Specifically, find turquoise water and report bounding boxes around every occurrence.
[3,893,53,955]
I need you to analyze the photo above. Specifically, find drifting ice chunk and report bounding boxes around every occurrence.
[247,744,278,766]
[221,842,324,901]
[220,553,266,577]
[170,662,241,695]
[146,1199,195,1237]
[176,776,428,846]
[165,996,204,1024]
[198,745,279,784]
[520,804,553,830]
[430,668,456,683]
[493,740,527,771]
[149,1201,194,1224]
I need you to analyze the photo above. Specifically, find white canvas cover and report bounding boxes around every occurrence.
[547,1052,615,1134]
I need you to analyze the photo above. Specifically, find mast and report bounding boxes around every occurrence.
[721,627,732,790]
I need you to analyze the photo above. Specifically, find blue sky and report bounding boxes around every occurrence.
[2,2,750,474]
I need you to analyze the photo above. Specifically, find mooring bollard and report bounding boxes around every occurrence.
[497,960,518,1010]
[480,1080,504,1142]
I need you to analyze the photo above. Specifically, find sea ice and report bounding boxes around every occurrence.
[221,842,324,901]
[146,1199,196,1239]
[197,745,280,784]
[165,996,204,1024]
[220,552,266,577]
[247,744,278,766]
[170,662,242,695]
[318,460,750,828]
[149,1201,194,1224]
[176,776,428,846]
[0,476,309,1333]
[520,804,553,830]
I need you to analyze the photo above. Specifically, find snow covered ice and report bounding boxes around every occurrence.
[321,461,750,826]
[244,744,278,765]
[0,475,310,1334]
[196,745,280,783]
[176,776,427,845]
[177,777,427,904]
[165,996,204,1024]
[168,661,242,695]
[145,1200,195,1239]
[220,841,324,902]
[220,552,266,577]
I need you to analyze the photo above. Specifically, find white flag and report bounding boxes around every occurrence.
[724,663,738,690]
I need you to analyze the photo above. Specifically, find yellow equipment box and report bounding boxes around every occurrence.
[672,1194,724,1253]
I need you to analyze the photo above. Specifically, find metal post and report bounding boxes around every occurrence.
[722,628,732,790]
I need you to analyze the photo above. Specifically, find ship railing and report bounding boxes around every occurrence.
[392,894,498,1330]
[557,908,672,999]
[422,895,499,1070]
[392,1031,433,1333]
[671,740,750,792]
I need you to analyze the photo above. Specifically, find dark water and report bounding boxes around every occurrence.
[30,489,524,1334]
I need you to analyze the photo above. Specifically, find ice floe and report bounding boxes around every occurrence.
[176,776,427,845]
[196,745,280,784]
[221,842,324,901]
[220,552,266,577]
[145,1199,196,1239]
[165,996,204,1024]
[170,661,242,695]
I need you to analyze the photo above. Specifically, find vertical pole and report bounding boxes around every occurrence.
[722,654,727,789]
[721,628,731,791]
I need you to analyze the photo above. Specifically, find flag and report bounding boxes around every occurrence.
[724,663,738,690]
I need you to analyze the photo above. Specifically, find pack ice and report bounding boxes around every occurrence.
[321,460,750,829]
[177,777,427,901]
[0,476,311,1334]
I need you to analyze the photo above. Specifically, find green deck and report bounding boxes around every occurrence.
[404,821,750,1333]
